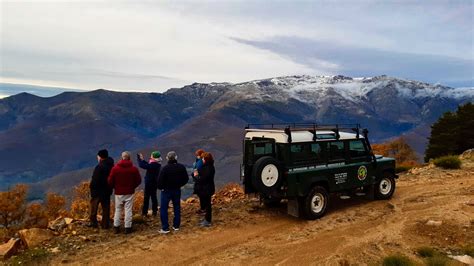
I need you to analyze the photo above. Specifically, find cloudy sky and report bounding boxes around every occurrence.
[0,0,473,95]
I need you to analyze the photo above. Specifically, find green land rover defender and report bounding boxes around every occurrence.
[241,123,397,220]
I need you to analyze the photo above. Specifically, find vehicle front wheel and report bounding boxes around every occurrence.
[375,172,396,200]
[302,186,329,220]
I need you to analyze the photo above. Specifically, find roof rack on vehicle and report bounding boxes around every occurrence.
[245,123,361,142]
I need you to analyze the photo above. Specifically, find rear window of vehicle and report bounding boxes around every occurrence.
[254,142,273,155]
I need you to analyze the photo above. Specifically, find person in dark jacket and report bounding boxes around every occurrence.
[191,149,205,214]
[88,149,114,229]
[108,151,141,234]
[137,151,162,217]
[157,151,189,234]
[195,152,215,227]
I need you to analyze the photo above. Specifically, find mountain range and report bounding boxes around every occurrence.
[0,75,472,197]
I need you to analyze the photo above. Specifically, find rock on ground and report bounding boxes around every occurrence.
[18,228,54,249]
[0,238,20,260]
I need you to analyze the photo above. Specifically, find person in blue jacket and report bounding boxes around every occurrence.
[137,151,162,217]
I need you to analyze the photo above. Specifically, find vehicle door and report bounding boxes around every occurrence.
[325,140,353,191]
[243,138,276,192]
[347,139,374,187]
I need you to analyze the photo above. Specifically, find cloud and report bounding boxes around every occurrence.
[1,1,313,92]
[1,1,472,92]
[232,36,474,87]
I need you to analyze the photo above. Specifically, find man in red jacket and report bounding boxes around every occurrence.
[108,151,141,234]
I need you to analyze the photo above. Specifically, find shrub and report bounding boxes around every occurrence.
[132,190,144,215]
[425,256,450,266]
[461,243,474,257]
[382,254,414,266]
[44,192,67,219]
[70,181,91,219]
[416,246,437,257]
[433,155,462,169]
[0,184,28,229]
[372,137,419,168]
[24,203,48,228]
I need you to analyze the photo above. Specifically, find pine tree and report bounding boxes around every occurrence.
[425,103,474,161]
[455,103,474,154]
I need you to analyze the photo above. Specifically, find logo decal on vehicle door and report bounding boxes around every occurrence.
[357,165,367,181]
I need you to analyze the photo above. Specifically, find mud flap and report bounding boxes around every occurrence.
[287,199,300,217]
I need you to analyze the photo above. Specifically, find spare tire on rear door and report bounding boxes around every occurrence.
[251,156,283,194]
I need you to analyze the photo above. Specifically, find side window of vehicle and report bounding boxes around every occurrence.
[254,142,273,155]
[290,144,306,161]
[277,144,289,162]
[310,143,325,163]
[328,141,345,162]
[349,140,368,158]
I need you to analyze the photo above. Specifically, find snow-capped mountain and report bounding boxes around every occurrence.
[210,74,472,105]
[0,76,472,194]
[191,75,472,127]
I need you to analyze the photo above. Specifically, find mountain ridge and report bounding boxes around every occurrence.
[0,75,472,194]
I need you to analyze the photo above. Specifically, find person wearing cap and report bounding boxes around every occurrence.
[194,152,215,227]
[108,151,142,234]
[156,151,189,234]
[191,149,205,214]
[88,149,114,229]
[137,151,162,217]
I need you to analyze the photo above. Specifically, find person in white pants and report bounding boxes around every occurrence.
[108,151,142,234]
[114,194,134,229]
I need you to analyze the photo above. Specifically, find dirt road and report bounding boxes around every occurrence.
[52,163,474,265]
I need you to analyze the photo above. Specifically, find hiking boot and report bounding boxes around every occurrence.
[114,226,120,234]
[159,229,170,234]
[125,227,133,234]
[172,227,180,231]
[199,220,212,227]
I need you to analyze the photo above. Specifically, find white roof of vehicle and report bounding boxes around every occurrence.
[244,129,362,143]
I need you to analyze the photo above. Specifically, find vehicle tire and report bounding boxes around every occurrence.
[375,172,396,200]
[262,196,282,208]
[302,186,329,220]
[251,156,283,194]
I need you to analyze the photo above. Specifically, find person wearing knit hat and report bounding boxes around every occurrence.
[137,151,162,217]
[88,149,114,229]
[97,149,109,159]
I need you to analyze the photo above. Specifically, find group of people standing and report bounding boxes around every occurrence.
[88,148,215,234]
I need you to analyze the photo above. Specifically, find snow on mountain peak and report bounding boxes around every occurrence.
[230,75,473,103]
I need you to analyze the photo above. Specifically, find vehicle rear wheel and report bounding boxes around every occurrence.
[375,172,396,199]
[251,156,283,194]
[302,186,328,220]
